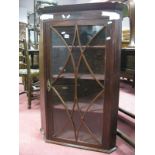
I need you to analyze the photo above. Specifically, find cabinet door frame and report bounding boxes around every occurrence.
[40,18,121,152]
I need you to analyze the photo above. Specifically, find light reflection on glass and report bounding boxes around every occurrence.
[40,14,54,20]
[101,11,120,20]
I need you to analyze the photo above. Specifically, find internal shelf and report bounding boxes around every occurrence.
[53,101,104,113]
[52,73,105,80]
[52,45,106,49]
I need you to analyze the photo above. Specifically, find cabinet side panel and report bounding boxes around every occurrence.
[102,19,122,149]
[39,21,48,138]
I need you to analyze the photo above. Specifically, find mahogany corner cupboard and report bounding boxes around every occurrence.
[39,2,124,153]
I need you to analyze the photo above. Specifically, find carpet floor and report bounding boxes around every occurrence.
[19,80,135,155]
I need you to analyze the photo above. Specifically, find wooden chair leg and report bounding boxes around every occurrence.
[22,77,27,91]
[27,76,32,109]
[25,77,28,91]
[28,92,31,109]
[132,74,135,88]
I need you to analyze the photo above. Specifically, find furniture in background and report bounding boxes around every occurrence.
[19,39,40,109]
[19,22,27,91]
[27,13,39,50]
[25,1,57,102]
[28,49,39,69]
[39,2,124,153]
[121,0,135,88]
[118,1,135,147]
[121,47,135,87]
[19,22,27,41]
[19,39,29,93]
[121,0,135,87]
[122,29,130,48]
[27,0,57,50]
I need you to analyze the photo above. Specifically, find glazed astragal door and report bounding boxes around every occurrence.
[46,20,108,148]
[40,2,123,152]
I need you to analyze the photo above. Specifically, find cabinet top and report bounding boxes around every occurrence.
[37,2,125,14]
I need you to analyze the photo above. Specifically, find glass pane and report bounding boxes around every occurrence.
[53,26,75,46]
[78,48,105,74]
[50,24,105,145]
[52,79,75,141]
[78,25,105,46]
[77,79,104,144]
[51,28,70,76]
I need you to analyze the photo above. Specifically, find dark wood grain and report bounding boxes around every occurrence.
[102,20,122,150]
[39,21,49,138]
[38,2,124,14]
[39,1,123,152]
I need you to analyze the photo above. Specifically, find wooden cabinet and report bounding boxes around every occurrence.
[121,47,135,87]
[39,2,124,153]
